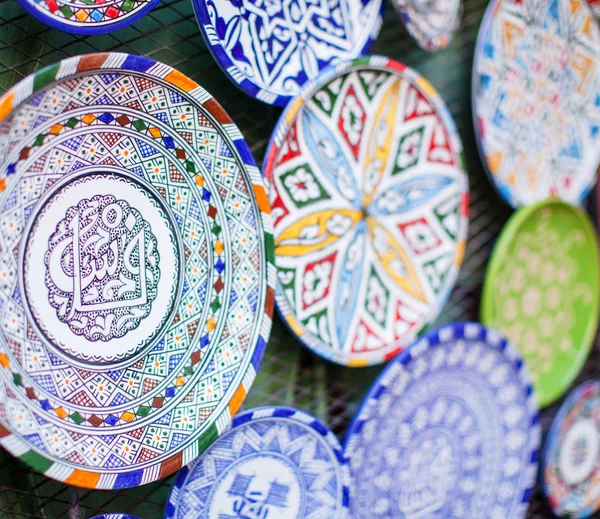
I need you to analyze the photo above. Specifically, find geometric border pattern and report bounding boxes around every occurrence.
[343,321,541,518]
[0,52,276,489]
[164,405,351,518]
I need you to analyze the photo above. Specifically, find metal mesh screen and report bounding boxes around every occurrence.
[0,0,598,517]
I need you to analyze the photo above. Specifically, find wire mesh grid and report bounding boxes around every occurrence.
[0,0,598,517]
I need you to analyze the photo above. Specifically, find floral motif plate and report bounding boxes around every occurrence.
[481,200,599,408]
[165,406,350,519]
[16,0,160,35]
[343,322,541,518]
[473,0,600,208]
[544,380,600,519]
[192,0,383,106]
[263,56,469,367]
[394,0,462,51]
[0,53,275,488]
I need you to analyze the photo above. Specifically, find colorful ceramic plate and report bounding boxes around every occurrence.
[165,406,350,519]
[472,0,600,208]
[0,53,275,488]
[590,0,600,18]
[192,0,383,106]
[395,0,462,51]
[544,381,600,518]
[263,56,469,367]
[481,200,599,408]
[15,0,160,35]
[344,322,541,518]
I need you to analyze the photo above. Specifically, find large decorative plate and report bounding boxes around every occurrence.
[481,200,599,408]
[15,0,160,35]
[472,0,600,208]
[544,380,600,519]
[394,0,462,51]
[165,406,350,519]
[343,322,541,518]
[192,0,383,106]
[263,56,469,367]
[0,53,275,488]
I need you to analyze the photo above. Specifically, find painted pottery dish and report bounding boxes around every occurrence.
[0,53,274,488]
[192,0,383,106]
[473,0,600,207]
[165,406,350,519]
[344,322,541,518]
[544,380,600,518]
[263,56,469,367]
[16,0,160,35]
[90,515,143,519]
[395,0,462,51]
[481,200,599,407]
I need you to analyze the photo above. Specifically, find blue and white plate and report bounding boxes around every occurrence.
[343,322,541,518]
[192,0,383,106]
[543,380,600,518]
[90,515,142,519]
[165,406,350,519]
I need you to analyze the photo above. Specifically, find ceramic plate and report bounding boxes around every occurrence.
[165,406,350,519]
[192,0,383,106]
[591,0,600,18]
[544,380,600,519]
[16,0,160,35]
[91,515,142,519]
[0,53,275,488]
[394,0,462,51]
[472,0,600,208]
[481,200,599,407]
[344,322,541,518]
[263,56,469,367]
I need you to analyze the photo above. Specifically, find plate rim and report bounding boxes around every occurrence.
[0,51,276,489]
[480,199,600,408]
[164,405,350,519]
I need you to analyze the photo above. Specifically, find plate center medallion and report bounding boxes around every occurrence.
[558,417,600,487]
[21,171,182,366]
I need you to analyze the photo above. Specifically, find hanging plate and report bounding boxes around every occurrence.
[263,56,469,367]
[394,0,462,51]
[165,406,350,519]
[472,0,600,208]
[544,380,600,519]
[0,53,275,488]
[15,0,160,35]
[343,322,541,518]
[481,200,599,407]
[192,0,383,106]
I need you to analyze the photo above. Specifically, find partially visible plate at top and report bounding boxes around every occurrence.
[0,52,274,488]
[473,0,600,207]
[344,322,541,518]
[394,0,462,51]
[192,0,383,106]
[15,0,161,34]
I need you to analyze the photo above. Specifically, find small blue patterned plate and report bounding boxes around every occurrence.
[192,0,383,106]
[90,515,142,519]
[343,322,541,518]
[165,406,350,519]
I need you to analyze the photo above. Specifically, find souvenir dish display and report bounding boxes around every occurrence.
[165,406,350,519]
[192,0,383,106]
[394,0,462,51]
[544,380,600,519]
[481,200,599,408]
[343,322,541,518]
[15,0,161,35]
[0,53,275,488]
[263,55,469,367]
[472,0,600,208]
